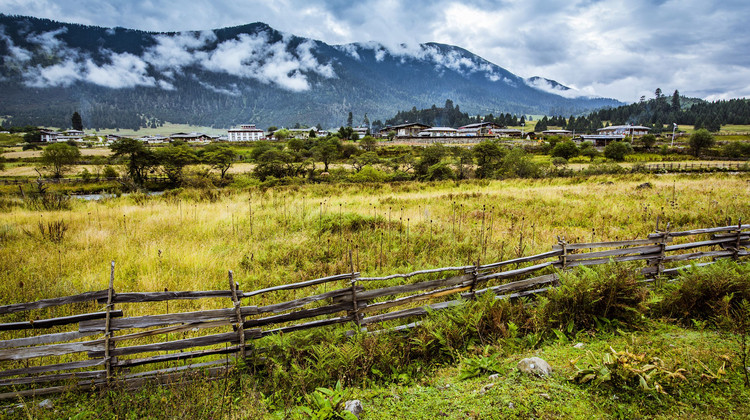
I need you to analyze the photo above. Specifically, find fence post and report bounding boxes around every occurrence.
[733,219,743,261]
[349,250,361,329]
[104,261,116,386]
[469,260,480,300]
[557,236,568,269]
[229,270,246,360]
[655,223,671,277]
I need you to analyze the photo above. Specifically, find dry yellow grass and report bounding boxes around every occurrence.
[0,173,747,314]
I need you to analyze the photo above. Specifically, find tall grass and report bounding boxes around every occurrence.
[0,173,747,314]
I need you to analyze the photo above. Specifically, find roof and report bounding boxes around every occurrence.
[542,130,572,134]
[387,123,431,130]
[459,122,503,129]
[598,125,651,132]
[421,127,457,132]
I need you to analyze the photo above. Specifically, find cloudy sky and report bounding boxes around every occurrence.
[1,0,748,102]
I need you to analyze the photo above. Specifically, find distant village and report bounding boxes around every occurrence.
[37,122,653,148]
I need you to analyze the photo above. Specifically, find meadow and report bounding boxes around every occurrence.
[1,173,747,306]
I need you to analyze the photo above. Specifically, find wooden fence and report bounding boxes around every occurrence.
[1,223,748,400]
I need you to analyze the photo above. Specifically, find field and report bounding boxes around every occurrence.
[0,173,747,304]
[1,173,749,418]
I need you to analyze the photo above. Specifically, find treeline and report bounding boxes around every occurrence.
[384,99,527,128]
[587,89,750,133]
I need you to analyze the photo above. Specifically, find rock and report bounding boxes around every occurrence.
[517,357,553,377]
[38,399,54,409]
[636,182,653,189]
[539,393,551,400]
[488,373,501,381]
[344,400,363,418]
[479,383,495,395]
[508,402,515,409]
[573,342,585,349]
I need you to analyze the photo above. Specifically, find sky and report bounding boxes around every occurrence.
[1,0,748,103]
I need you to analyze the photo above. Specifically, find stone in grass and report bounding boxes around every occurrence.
[573,342,585,349]
[38,399,54,409]
[345,400,363,418]
[517,357,553,377]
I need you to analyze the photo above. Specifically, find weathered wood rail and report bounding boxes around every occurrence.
[0,222,747,400]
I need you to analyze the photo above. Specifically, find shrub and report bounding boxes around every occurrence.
[604,141,633,161]
[551,140,579,160]
[651,261,750,323]
[102,165,119,179]
[498,148,543,179]
[534,265,648,334]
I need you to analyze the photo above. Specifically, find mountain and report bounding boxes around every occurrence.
[0,14,623,130]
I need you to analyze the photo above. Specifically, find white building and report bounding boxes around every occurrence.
[597,125,651,137]
[227,124,265,142]
[418,127,458,137]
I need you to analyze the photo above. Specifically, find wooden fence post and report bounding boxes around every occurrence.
[469,260,479,300]
[349,250,361,329]
[733,219,743,261]
[557,236,568,269]
[104,261,116,385]
[229,270,246,360]
[655,224,671,277]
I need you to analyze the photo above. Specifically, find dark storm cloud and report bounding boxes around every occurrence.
[1,0,748,101]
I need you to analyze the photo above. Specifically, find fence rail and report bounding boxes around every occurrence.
[0,222,747,400]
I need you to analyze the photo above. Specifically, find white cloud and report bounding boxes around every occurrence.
[196,32,336,92]
[25,59,80,87]
[143,30,216,71]
[0,26,32,63]
[84,52,156,88]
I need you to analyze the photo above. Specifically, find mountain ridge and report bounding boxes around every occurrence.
[0,14,623,129]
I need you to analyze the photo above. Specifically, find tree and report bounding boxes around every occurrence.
[363,113,370,128]
[551,140,579,160]
[203,144,236,179]
[603,141,633,161]
[473,141,505,178]
[671,90,681,110]
[41,143,81,178]
[308,129,317,138]
[452,147,474,179]
[579,141,599,161]
[360,136,377,152]
[287,138,305,153]
[655,88,663,99]
[110,138,157,185]
[498,148,542,179]
[158,144,197,184]
[71,112,83,131]
[689,129,715,157]
[313,137,341,172]
[254,149,293,180]
[273,129,291,141]
[352,152,380,172]
[640,134,657,150]
[416,144,447,178]
[347,111,353,128]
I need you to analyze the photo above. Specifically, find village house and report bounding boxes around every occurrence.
[287,128,319,139]
[380,123,431,138]
[458,122,504,137]
[227,124,265,142]
[418,127,458,137]
[597,125,651,137]
[170,132,212,143]
[541,129,573,136]
[40,129,86,142]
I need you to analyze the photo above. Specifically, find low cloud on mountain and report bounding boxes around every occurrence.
[7,25,338,92]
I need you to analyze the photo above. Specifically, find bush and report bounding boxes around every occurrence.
[534,265,648,334]
[102,165,119,179]
[498,148,543,179]
[604,141,633,161]
[551,140,579,160]
[651,261,750,324]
